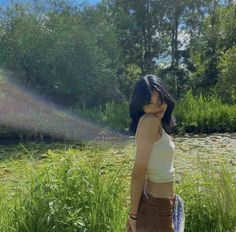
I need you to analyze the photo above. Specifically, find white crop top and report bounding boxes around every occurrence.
[146,127,175,183]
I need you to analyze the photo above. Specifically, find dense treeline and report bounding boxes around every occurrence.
[0,0,235,137]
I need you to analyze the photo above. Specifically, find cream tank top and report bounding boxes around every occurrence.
[146,127,175,183]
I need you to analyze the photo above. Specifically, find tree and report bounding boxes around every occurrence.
[109,0,169,74]
[0,0,124,108]
[215,46,236,104]
[188,1,236,95]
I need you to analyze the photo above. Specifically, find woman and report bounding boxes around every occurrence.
[126,75,185,232]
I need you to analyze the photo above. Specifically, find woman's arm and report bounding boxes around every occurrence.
[130,115,160,215]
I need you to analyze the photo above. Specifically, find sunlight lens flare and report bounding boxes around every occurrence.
[0,71,129,145]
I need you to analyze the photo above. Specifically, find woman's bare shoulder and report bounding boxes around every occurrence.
[140,113,161,123]
[137,114,160,134]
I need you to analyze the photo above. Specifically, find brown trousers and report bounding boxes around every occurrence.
[136,191,175,232]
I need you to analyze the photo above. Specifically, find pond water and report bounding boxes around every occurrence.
[0,132,235,183]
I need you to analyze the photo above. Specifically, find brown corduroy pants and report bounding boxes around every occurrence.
[136,191,175,232]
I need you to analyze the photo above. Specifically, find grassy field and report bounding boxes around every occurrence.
[0,132,236,231]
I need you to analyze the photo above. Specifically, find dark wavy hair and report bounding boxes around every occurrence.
[129,75,177,135]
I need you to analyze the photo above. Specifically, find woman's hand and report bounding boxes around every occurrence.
[126,216,137,232]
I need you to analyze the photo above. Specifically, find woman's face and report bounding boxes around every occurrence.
[143,91,168,119]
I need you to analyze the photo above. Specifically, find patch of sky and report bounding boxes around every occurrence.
[154,28,190,66]
[0,0,101,7]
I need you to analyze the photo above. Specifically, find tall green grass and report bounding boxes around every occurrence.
[176,156,236,232]
[73,90,236,134]
[174,90,236,133]
[1,90,236,138]
[0,149,129,232]
[71,101,130,132]
[0,148,235,231]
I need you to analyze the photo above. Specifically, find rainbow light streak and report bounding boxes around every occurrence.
[0,71,129,146]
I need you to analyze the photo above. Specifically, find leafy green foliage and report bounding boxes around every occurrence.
[0,0,236,139]
[71,101,130,132]
[0,143,235,231]
[0,1,122,108]
[176,158,236,232]
[0,149,129,232]
[70,90,236,134]
[215,46,236,104]
[174,90,236,133]
[188,3,236,95]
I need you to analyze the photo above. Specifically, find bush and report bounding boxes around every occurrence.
[174,90,236,133]
[75,90,236,134]
[71,101,130,133]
